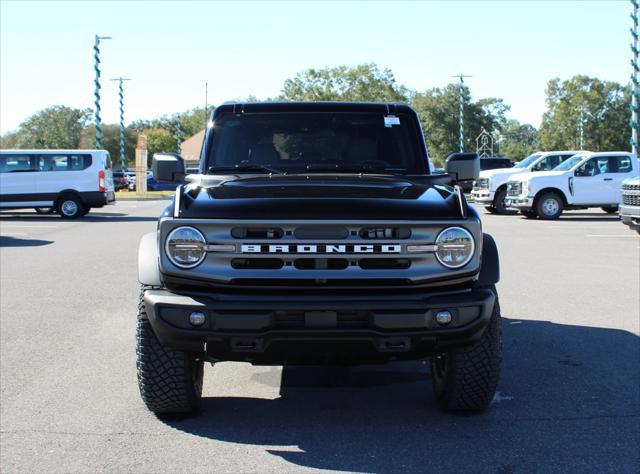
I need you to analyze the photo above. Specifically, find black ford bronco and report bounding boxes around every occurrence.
[136,102,501,415]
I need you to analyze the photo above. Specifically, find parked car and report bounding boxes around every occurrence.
[112,170,129,191]
[471,151,580,214]
[619,175,640,233]
[504,152,637,219]
[136,102,502,415]
[459,157,513,192]
[0,149,115,218]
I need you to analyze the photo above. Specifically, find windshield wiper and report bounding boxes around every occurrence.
[207,165,284,175]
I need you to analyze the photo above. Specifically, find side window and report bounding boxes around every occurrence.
[534,155,561,171]
[612,156,632,173]
[0,154,34,173]
[576,158,601,177]
[37,154,91,171]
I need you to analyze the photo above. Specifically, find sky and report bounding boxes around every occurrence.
[0,0,630,134]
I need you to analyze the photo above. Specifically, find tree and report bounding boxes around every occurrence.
[539,76,630,152]
[79,124,138,169]
[279,63,409,102]
[5,106,91,149]
[144,129,177,166]
[410,85,509,165]
[496,119,539,161]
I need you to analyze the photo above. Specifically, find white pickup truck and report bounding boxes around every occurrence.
[504,152,637,219]
[471,151,580,214]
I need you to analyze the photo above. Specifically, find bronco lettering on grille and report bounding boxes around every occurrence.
[241,244,402,254]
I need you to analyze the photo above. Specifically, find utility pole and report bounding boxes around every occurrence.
[204,82,208,128]
[452,74,472,152]
[110,77,131,171]
[631,0,639,154]
[578,106,585,150]
[176,120,182,154]
[93,35,112,149]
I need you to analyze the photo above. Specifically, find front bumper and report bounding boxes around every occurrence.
[505,196,534,210]
[143,287,496,364]
[470,189,494,204]
[619,204,640,230]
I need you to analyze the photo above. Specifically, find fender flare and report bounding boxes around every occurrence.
[478,233,500,286]
[138,232,162,286]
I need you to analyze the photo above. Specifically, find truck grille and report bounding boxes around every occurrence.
[622,182,640,206]
[160,220,481,288]
[507,182,522,196]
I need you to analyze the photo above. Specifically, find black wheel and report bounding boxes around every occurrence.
[601,205,618,214]
[535,192,563,220]
[56,195,84,219]
[136,288,204,415]
[485,206,499,214]
[34,207,55,215]
[522,210,537,219]
[492,188,516,215]
[430,287,502,412]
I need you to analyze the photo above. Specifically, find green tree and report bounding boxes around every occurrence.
[279,63,409,102]
[496,119,539,161]
[539,76,630,151]
[79,124,138,169]
[410,85,509,165]
[144,129,177,166]
[5,106,91,149]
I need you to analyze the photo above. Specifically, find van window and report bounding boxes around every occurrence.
[0,154,35,173]
[37,154,92,171]
[104,152,112,170]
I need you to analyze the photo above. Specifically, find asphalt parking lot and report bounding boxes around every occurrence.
[1,201,638,473]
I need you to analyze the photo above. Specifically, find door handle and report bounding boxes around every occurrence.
[603,178,613,181]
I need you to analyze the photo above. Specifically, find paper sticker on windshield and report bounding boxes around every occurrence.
[384,115,400,127]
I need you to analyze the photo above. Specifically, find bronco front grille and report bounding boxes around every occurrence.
[507,182,522,196]
[160,220,482,287]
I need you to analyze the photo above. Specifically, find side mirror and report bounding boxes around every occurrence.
[445,152,480,183]
[152,153,185,183]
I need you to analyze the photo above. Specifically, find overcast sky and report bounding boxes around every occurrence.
[0,1,629,133]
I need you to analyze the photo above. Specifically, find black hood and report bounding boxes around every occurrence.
[176,174,466,220]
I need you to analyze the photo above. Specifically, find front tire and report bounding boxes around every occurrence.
[430,288,502,412]
[136,289,204,415]
[522,210,537,219]
[485,206,498,214]
[492,188,516,215]
[535,192,563,220]
[601,205,618,214]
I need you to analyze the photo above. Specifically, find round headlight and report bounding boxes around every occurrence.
[435,227,475,269]
[165,226,206,268]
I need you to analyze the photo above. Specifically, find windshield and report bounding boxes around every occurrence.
[205,112,427,174]
[554,155,585,171]
[514,153,542,168]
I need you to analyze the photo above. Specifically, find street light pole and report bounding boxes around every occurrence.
[110,77,131,171]
[93,35,112,149]
[452,74,472,152]
[176,120,182,154]
[204,82,208,128]
[631,0,639,154]
[578,106,585,150]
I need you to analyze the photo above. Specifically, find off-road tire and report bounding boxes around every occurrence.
[136,289,204,415]
[430,287,502,412]
[601,205,618,214]
[492,188,516,215]
[535,192,563,220]
[522,210,537,219]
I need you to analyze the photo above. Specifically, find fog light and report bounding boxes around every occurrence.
[435,310,452,326]
[189,311,206,326]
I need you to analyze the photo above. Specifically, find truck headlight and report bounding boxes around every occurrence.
[435,227,475,269]
[165,226,207,268]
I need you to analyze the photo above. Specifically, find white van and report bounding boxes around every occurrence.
[0,150,115,218]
